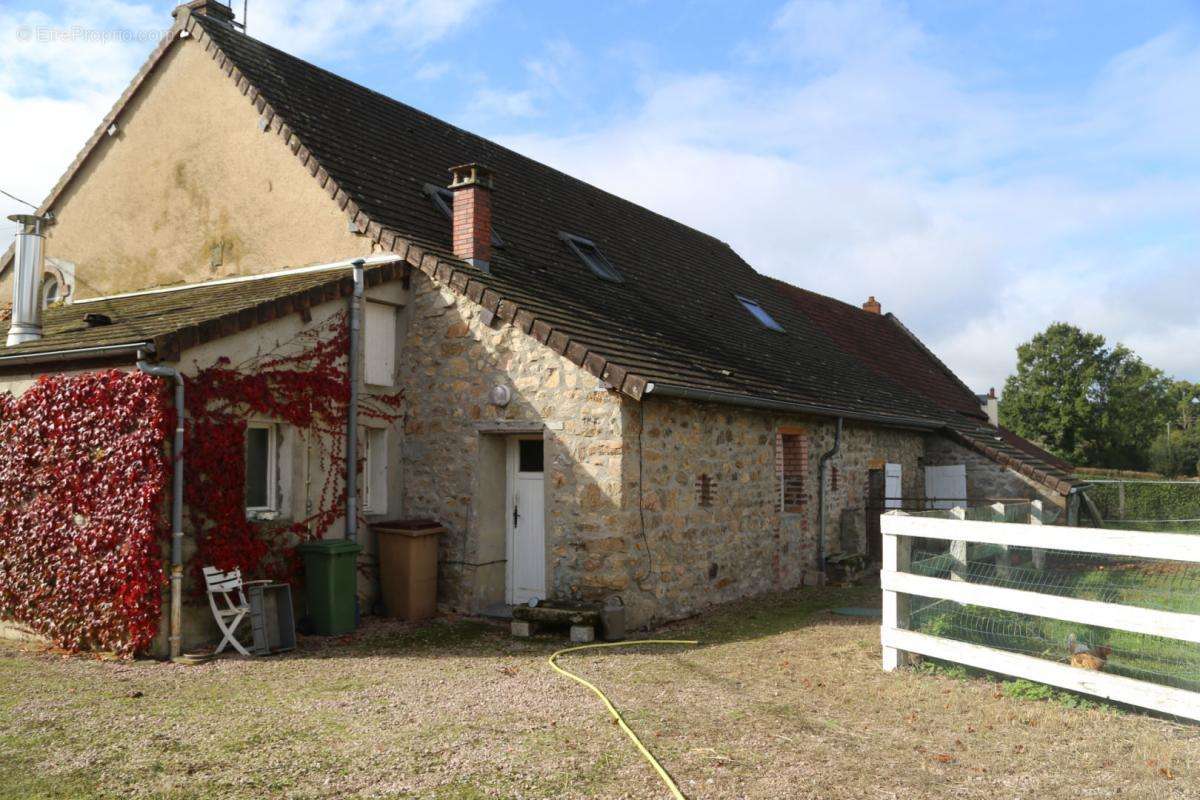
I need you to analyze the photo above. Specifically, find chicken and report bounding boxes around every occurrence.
[1067,633,1112,671]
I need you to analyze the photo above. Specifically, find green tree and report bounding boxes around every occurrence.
[1148,427,1200,478]
[1092,345,1173,468]
[998,323,1172,469]
[999,323,1106,465]
[1168,380,1200,431]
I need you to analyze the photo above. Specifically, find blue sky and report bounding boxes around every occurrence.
[2,0,1198,391]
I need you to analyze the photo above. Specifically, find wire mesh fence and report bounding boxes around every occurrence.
[905,540,1200,694]
[1084,480,1200,533]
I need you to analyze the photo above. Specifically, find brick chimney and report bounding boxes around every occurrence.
[173,1,235,22]
[862,296,881,314]
[448,163,493,272]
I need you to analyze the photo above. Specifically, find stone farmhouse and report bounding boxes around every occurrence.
[0,2,1077,652]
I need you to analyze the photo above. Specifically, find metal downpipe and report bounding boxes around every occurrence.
[817,417,843,574]
[345,259,364,545]
[136,353,185,661]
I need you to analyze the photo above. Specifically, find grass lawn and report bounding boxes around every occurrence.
[2,586,1198,799]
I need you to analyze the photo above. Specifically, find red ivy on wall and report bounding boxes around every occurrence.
[184,310,402,587]
[0,370,171,656]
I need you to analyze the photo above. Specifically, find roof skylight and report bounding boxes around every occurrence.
[736,295,784,332]
[424,184,503,247]
[560,233,623,283]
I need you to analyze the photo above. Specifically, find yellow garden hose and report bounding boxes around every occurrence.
[548,640,698,800]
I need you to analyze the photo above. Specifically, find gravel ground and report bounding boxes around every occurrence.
[1,586,1198,799]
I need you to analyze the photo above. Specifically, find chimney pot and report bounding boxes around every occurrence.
[862,295,881,314]
[173,1,235,22]
[7,214,47,346]
[448,163,493,272]
[981,388,1000,427]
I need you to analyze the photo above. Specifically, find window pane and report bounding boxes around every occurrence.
[245,427,270,508]
[738,296,784,332]
[563,234,623,282]
[518,439,544,473]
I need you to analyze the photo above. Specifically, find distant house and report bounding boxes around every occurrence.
[0,1,1075,654]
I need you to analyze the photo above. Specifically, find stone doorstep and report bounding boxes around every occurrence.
[509,619,597,643]
[510,600,603,641]
[510,601,602,627]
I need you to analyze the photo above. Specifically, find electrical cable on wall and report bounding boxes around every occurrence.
[440,559,506,569]
[0,188,37,209]
[634,400,656,593]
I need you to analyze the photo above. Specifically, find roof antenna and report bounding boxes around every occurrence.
[227,0,248,31]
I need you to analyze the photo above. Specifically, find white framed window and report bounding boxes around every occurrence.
[245,422,278,514]
[363,427,388,515]
[364,301,398,386]
[41,275,61,307]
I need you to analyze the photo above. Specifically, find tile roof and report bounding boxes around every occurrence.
[768,280,987,420]
[0,260,405,366]
[190,14,967,426]
[1,8,1076,493]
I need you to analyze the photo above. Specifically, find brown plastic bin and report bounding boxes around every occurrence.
[373,519,444,621]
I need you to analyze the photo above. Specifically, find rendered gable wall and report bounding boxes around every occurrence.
[2,35,370,301]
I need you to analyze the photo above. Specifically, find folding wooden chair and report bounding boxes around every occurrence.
[203,566,265,656]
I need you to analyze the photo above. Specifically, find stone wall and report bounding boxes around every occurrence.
[396,272,635,614]
[394,281,948,628]
[925,435,1065,508]
[608,399,927,627]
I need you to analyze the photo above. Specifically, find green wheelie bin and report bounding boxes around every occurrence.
[297,539,361,635]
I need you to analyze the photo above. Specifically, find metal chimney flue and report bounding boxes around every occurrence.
[7,214,47,346]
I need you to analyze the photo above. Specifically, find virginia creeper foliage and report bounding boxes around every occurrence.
[184,311,402,586]
[0,370,171,656]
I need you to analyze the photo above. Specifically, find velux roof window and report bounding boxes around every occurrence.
[424,184,504,247]
[736,295,784,332]
[560,233,623,283]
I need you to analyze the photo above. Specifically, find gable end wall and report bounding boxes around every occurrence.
[7,35,370,302]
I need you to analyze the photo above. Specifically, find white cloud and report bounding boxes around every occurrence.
[2,0,1195,395]
[498,0,1200,391]
[464,38,583,122]
[0,1,167,237]
[0,0,484,237]
[247,0,489,59]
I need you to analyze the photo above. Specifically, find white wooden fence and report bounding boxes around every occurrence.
[880,512,1200,721]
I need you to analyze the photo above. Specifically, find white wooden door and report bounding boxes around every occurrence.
[884,463,903,509]
[506,437,545,605]
[925,464,967,510]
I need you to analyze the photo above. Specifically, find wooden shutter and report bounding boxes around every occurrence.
[776,429,808,513]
